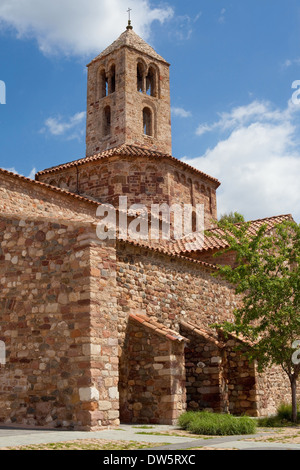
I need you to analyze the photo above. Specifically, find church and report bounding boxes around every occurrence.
[0,22,294,429]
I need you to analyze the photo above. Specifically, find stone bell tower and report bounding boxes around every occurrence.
[86,22,172,157]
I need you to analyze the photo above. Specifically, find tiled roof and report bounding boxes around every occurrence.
[119,238,219,271]
[87,28,169,66]
[173,214,294,254]
[129,313,188,343]
[180,320,222,348]
[0,167,218,271]
[35,143,221,187]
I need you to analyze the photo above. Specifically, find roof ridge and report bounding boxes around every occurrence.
[35,144,221,186]
[87,28,169,66]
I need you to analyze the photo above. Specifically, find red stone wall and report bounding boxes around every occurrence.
[116,242,239,340]
[180,323,226,413]
[119,316,186,424]
[85,38,172,156]
[0,173,119,429]
[37,156,218,230]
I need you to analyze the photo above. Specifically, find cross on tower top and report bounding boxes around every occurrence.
[126,7,133,30]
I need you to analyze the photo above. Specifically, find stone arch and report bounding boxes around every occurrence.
[67,176,77,192]
[143,107,153,136]
[89,168,99,182]
[174,171,180,183]
[58,178,68,190]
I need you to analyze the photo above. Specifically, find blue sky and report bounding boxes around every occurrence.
[0,0,300,222]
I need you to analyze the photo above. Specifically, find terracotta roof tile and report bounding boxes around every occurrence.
[35,143,221,187]
[130,313,189,343]
[87,28,169,66]
[174,214,294,254]
[180,320,222,348]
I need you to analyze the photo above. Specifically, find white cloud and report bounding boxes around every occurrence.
[3,167,37,179]
[28,168,36,180]
[41,111,86,140]
[168,12,201,42]
[283,58,300,68]
[3,167,18,174]
[172,107,192,118]
[196,100,289,136]
[218,8,226,24]
[183,100,300,223]
[0,0,174,56]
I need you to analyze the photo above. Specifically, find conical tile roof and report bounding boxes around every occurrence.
[87,28,169,65]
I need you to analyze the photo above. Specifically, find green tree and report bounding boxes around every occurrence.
[211,218,300,422]
[218,212,245,225]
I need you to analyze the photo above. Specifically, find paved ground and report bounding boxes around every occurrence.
[1,424,300,450]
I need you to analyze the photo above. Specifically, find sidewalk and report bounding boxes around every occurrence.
[1,424,300,450]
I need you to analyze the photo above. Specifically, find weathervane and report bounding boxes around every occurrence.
[126,7,133,30]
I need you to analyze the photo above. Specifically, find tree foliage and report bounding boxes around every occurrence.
[210,218,300,420]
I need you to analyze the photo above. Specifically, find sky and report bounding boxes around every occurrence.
[0,0,300,222]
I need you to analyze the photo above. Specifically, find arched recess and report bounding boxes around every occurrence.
[145,165,158,195]
[58,178,68,190]
[128,164,141,194]
[143,107,153,136]
[103,106,111,137]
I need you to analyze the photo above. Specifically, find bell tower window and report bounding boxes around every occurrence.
[146,66,157,97]
[99,69,108,98]
[143,107,153,136]
[109,65,116,94]
[103,106,111,136]
[137,62,145,93]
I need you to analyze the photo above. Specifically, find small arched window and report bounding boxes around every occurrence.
[143,107,153,136]
[99,69,108,99]
[137,62,145,93]
[146,66,157,97]
[103,106,111,136]
[109,65,116,94]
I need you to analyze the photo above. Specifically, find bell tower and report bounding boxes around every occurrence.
[86,23,172,156]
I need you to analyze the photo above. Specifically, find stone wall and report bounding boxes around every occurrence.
[256,365,293,417]
[116,242,239,342]
[223,337,257,417]
[0,215,92,427]
[0,172,119,429]
[180,322,226,413]
[37,155,218,230]
[119,313,186,424]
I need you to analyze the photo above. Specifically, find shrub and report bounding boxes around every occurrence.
[257,402,300,427]
[178,411,257,436]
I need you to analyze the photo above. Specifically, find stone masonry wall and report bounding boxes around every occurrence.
[223,338,257,417]
[255,365,293,417]
[180,323,226,413]
[0,216,92,427]
[116,242,239,343]
[119,315,186,424]
[0,173,119,429]
[37,155,218,230]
